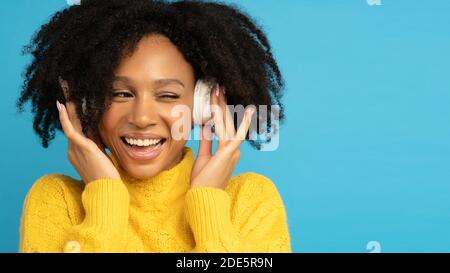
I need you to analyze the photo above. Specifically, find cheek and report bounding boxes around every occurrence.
[98,105,124,141]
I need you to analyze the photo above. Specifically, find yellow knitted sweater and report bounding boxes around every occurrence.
[19,146,291,253]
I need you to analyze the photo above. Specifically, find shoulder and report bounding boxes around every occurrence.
[225,172,283,204]
[28,174,83,194]
[20,175,85,241]
[24,174,84,207]
[225,172,288,226]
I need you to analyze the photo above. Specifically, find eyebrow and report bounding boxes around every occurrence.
[154,79,185,88]
[113,76,185,88]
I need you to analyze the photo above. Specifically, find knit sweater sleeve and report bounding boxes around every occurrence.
[19,174,130,253]
[184,172,291,253]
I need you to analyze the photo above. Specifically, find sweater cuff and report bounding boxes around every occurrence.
[185,187,237,248]
[81,178,129,231]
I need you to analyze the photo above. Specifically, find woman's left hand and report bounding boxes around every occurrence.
[190,85,255,189]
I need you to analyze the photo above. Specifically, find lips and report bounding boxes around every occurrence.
[119,133,167,161]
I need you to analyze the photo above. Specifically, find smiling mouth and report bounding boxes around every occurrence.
[119,136,168,161]
[120,136,167,148]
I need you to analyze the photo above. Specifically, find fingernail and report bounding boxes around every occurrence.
[215,84,220,97]
[56,100,61,111]
[246,107,255,116]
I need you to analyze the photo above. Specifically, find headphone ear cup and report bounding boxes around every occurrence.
[193,80,213,125]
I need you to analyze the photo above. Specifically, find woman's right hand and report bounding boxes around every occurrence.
[56,100,121,184]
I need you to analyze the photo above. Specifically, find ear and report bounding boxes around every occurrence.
[58,76,69,100]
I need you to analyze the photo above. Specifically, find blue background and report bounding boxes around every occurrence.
[1,0,450,252]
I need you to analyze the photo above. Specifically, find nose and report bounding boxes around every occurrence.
[129,97,159,129]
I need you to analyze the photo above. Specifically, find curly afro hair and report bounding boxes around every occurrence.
[16,0,285,150]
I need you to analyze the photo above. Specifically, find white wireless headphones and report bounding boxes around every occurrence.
[192,79,216,125]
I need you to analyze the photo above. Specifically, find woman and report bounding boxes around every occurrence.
[17,0,290,253]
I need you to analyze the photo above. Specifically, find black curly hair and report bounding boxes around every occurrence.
[16,0,285,150]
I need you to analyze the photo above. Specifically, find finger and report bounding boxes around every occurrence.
[198,124,213,157]
[210,86,225,141]
[65,101,83,134]
[234,107,255,146]
[57,100,85,143]
[217,86,235,141]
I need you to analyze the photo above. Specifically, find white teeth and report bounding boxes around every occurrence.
[124,137,162,147]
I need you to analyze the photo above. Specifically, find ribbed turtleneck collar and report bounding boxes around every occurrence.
[107,146,194,211]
